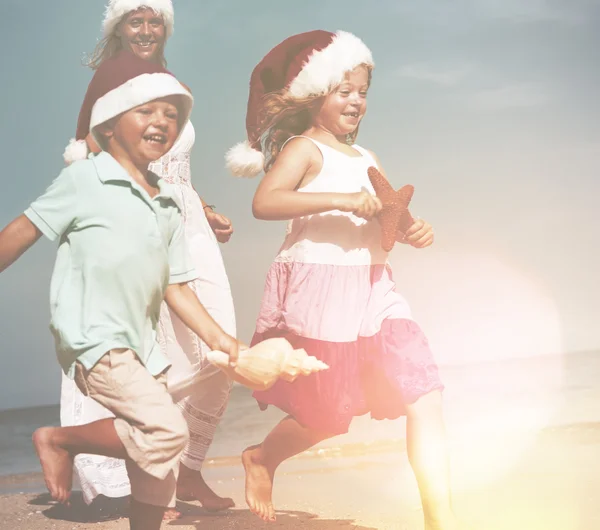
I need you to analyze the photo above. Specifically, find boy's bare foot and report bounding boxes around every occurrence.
[32,427,74,505]
[176,466,235,511]
[242,445,276,522]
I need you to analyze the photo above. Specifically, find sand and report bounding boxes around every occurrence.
[1,421,599,530]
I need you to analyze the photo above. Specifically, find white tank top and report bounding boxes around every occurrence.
[276,136,388,266]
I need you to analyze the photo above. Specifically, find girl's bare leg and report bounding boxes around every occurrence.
[242,415,335,522]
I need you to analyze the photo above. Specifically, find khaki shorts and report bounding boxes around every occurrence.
[74,348,189,508]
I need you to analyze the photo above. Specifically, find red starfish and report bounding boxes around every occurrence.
[367,166,415,252]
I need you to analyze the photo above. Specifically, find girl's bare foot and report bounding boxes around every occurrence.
[32,427,74,505]
[242,445,276,522]
[176,466,234,512]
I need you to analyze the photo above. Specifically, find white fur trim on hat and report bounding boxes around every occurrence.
[63,138,89,165]
[89,73,193,144]
[103,0,175,39]
[225,141,265,178]
[288,31,374,98]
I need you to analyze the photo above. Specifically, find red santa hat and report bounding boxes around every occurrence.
[63,50,192,164]
[225,30,374,178]
[102,0,175,39]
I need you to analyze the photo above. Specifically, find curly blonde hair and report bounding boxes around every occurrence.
[259,65,372,171]
[84,11,167,70]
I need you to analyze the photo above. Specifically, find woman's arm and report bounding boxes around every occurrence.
[189,185,233,243]
[164,283,241,365]
[0,215,42,273]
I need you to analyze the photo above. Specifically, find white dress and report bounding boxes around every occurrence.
[60,121,236,503]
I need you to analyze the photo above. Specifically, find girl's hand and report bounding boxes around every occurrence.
[403,218,434,248]
[339,188,382,220]
[205,209,234,243]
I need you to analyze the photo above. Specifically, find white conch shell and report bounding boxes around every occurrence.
[168,337,328,400]
[207,337,329,391]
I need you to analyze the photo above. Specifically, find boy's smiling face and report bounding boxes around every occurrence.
[99,96,182,167]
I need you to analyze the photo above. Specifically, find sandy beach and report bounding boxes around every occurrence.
[2,352,598,529]
[1,420,599,530]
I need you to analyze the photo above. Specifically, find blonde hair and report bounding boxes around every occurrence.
[84,10,167,70]
[260,64,373,171]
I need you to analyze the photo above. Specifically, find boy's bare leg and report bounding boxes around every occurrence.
[33,419,166,530]
[129,499,166,530]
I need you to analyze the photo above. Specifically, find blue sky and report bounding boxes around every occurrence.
[1,0,598,409]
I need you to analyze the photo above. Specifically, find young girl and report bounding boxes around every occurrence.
[226,30,460,529]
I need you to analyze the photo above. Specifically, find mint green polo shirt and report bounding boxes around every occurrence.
[24,152,197,378]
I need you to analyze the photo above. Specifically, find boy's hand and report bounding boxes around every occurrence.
[212,333,246,367]
[403,218,434,248]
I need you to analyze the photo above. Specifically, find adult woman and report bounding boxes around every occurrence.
[61,0,236,516]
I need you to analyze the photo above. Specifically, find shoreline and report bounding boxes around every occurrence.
[1,420,599,529]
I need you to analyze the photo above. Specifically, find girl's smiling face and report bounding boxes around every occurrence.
[312,65,370,139]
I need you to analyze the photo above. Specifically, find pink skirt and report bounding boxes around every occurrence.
[252,318,444,435]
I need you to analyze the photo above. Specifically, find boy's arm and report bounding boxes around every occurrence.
[164,283,240,366]
[0,215,42,273]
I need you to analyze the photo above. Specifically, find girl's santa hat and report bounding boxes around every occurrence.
[102,0,175,39]
[63,50,192,164]
[226,30,374,178]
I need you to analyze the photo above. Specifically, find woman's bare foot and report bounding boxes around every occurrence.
[176,465,234,512]
[242,445,276,522]
[32,427,74,505]
[162,508,181,520]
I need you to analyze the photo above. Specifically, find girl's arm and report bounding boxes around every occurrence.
[368,150,434,249]
[0,215,42,273]
[253,137,380,221]
[164,283,241,365]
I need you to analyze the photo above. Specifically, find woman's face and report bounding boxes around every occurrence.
[116,8,166,62]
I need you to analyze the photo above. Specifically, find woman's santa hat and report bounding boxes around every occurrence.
[63,50,192,163]
[63,0,176,164]
[225,30,374,178]
[103,0,175,39]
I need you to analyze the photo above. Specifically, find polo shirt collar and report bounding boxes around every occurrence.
[91,152,181,209]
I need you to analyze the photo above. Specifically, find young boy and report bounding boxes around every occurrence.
[0,50,239,530]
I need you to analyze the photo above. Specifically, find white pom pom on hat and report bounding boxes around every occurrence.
[63,139,90,166]
[225,30,373,178]
[225,141,265,178]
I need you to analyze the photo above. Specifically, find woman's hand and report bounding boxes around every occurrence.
[205,209,234,243]
[402,218,434,249]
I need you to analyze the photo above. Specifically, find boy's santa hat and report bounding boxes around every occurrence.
[63,50,192,164]
[225,30,374,178]
[102,0,175,39]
